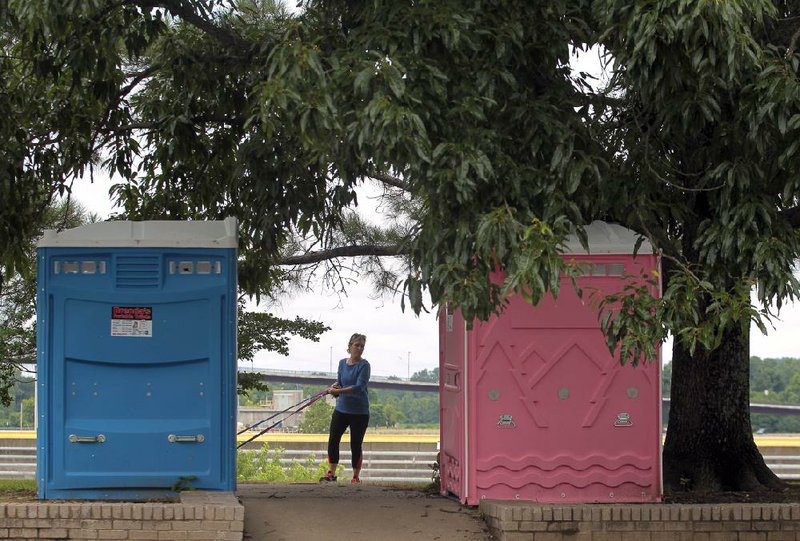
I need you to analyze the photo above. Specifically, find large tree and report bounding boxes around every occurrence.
[2,0,800,494]
[593,0,800,491]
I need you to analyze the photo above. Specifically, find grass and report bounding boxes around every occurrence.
[0,479,36,501]
[380,481,439,494]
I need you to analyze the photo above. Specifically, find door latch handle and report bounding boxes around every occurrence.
[69,434,106,443]
[168,434,205,443]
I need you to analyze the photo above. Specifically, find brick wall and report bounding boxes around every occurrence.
[480,500,800,541]
[0,491,243,540]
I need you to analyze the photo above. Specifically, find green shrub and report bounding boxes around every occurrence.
[237,443,336,482]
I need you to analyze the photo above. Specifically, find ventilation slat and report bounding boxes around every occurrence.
[116,256,161,288]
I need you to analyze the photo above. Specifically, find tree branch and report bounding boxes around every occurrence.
[279,244,407,265]
[128,0,250,50]
[586,92,625,107]
[121,64,162,96]
[2,354,35,365]
[367,171,411,192]
[113,112,245,132]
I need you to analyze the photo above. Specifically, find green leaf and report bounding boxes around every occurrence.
[354,67,374,94]
[384,64,405,98]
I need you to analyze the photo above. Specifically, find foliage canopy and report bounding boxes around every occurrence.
[3,0,800,492]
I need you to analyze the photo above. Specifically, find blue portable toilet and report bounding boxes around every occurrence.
[36,218,238,500]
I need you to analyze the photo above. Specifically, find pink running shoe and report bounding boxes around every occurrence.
[319,471,337,483]
[351,477,362,484]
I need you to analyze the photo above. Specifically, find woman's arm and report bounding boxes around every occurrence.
[352,362,370,393]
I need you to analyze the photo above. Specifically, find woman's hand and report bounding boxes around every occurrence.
[326,383,342,395]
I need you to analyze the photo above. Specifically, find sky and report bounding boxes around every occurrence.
[67,174,800,378]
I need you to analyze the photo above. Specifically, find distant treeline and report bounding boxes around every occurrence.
[7,360,799,432]
[240,367,440,429]
[663,357,800,433]
[0,375,34,429]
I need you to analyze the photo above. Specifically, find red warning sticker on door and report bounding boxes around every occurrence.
[111,306,153,337]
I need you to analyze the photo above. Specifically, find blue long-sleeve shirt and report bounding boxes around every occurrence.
[335,358,371,415]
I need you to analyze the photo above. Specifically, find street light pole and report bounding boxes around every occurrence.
[329,346,333,374]
[407,351,411,380]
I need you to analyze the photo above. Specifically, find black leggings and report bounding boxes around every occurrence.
[327,410,370,469]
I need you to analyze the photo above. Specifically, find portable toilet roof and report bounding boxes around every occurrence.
[563,221,653,255]
[38,217,238,248]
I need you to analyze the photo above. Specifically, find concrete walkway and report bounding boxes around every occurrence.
[237,483,491,540]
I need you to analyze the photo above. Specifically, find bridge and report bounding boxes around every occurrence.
[239,367,439,392]
[242,367,800,416]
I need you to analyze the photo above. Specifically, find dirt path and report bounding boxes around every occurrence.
[237,483,491,541]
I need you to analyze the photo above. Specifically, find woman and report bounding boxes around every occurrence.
[320,333,371,484]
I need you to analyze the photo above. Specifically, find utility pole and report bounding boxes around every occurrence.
[407,351,411,380]
[329,346,333,374]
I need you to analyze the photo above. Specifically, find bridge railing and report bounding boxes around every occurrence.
[2,447,799,482]
[236,448,800,484]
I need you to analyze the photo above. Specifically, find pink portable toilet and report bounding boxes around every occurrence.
[439,221,662,505]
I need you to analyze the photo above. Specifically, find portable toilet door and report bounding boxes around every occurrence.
[439,221,662,505]
[36,219,238,500]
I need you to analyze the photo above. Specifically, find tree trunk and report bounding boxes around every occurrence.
[662,324,784,492]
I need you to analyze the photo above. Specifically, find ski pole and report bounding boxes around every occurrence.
[237,392,321,435]
[237,390,328,449]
